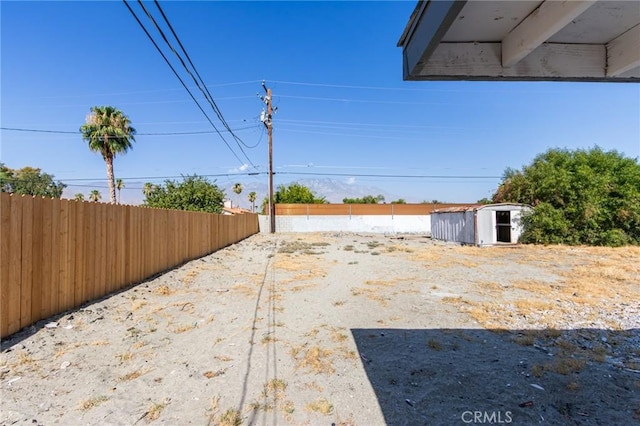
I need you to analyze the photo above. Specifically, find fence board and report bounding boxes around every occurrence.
[20,196,33,329]
[40,197,53,318]
[84,200,96,302]
[57,200,70,314]
[97,203,107,298]
[1,194,13,337]
[74,201,85,307]
[106,203,116,295]
[63,199,76,312]
[7,195,23,335]
[30,197,44,325]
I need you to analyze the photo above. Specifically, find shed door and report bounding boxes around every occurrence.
[496,211,511,243]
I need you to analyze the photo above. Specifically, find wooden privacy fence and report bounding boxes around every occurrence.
[275,203,474,216]
[0,193,259,338]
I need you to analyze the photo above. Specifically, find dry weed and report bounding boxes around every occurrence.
[292,346,335,375]
[566,381,580,391]
[79,395,108,411]
[427,338,443,351]
[172,323,196,334]
[306,398,334,416]
[304,381,324,392]
[217,408,242,426]
[549,358,586,375]
[350,287,390,306]
[204,370,226,379]
[155,284,174,296]
[116,352,134,362]
[145,401,166,421]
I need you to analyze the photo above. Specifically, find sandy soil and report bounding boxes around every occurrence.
[1,233,639,425]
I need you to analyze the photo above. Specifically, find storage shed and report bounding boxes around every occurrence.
[431,203,531,246]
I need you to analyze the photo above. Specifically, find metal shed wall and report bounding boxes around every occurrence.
[430,210,475,244]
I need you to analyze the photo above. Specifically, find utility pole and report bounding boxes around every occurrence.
[260,81,276,233]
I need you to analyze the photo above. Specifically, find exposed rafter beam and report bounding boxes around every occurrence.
[409,42,635,82]
[402,0,467,80]
[502,0,597,67]
[607,24,640,77]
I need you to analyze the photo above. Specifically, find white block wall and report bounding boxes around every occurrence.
[258,215,431,234]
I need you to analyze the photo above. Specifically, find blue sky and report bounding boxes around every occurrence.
[2,1,639,205]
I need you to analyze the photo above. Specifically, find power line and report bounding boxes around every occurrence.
[277,94,460,106]
[122,0,251,167]
[1,171,501,189]
[4,80,262,101]
[141,0,258,159]
[275,171,501,179]
[153,0,251,148]
[277,118,480,131]
[1,125,261,136]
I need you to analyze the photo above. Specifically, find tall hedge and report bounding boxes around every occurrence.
[493,147,640,246]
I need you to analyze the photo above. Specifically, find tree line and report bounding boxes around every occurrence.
[3,104,638,246]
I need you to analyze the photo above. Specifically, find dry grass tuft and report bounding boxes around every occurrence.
[79,395,108,411]
[306,398,334,416]
[217,408,242,426]
[181,269,200,284]
[130,299,147,312]
[304,381,324,392]
[116,352,134,362]
[331,329,349,343]
[230,282,257,297]
[531,364,544,378]
[118,368,151,382]
[16,351,35,365]
[145,401,166,421]
[155,284,174,296]
[427,338,443,351]
[263,378,287,398]
[292,346,335,375]
[204,369,227,379]
[261,334,277,345]
[549,357,586,375]
[351,287,391,306]
[172,323,196,334]
[566,381,580,391]
[513,332,536,346]
[214,355,233,362]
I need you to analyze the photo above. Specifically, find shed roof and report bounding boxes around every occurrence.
[398,0,640,82]
[433,203,530,213]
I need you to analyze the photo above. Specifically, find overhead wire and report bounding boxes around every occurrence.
[1,125,261,137]
[152,0,256,151]
[122,0,251,167]
[0,170,501,187]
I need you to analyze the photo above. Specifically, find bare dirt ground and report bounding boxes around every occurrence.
[1,232,639,425]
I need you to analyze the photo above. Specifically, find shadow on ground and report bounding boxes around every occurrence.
[351,328,639,426]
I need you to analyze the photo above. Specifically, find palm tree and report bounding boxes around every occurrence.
[74,193,85,201]
[143,182,154,199]
[89,190,101,202]
[232,183,243,208]
[248,191,257,212]
[116,178,125,204]
[80,106,136,204]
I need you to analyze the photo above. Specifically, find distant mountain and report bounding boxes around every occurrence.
[296,178,399,203]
